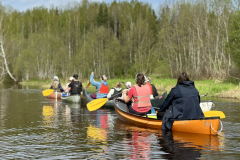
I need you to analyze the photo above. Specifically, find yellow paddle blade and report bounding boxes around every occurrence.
[204,110,225,119]
[42,89,55,96]
[87,98,108,111]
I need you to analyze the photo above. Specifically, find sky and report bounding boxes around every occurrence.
[1,0,165,12]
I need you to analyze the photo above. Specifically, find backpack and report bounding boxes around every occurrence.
[52,81,59,90]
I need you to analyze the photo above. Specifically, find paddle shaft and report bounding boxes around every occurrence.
[200,93,208,97]
[122,82,130,89]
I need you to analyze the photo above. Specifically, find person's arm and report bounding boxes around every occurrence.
[123,88,132,103]
[59,82,64,92]
[90,73,100,87]
[107,89,114,98]
[159,88,175,112]
[80,82,83,91]
[151,84,159,97]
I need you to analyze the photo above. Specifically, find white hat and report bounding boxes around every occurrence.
[69,77,74,81]
[126,82,132,88]
[53,76,58,80]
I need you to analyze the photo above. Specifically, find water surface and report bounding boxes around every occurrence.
[0,84,239,159]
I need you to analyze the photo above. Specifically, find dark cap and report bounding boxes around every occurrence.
[73,74,78,79]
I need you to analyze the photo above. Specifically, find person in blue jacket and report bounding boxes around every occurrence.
[90,72,109,99]
[157,72,204,130]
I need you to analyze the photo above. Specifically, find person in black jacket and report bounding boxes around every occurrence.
[67,74,82,96]
[158,72,204,130]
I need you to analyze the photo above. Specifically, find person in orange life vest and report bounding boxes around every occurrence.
[145,77,159,98]
[123,73,152,116]
[90,72,109,99]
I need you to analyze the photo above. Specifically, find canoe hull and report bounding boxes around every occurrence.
[114,101,221,135]
[46,92,62,99]
[61,95,81,103]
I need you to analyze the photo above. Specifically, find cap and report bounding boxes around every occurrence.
[53,76,58,80]
[69,77,74,81]
[126,81,132,88]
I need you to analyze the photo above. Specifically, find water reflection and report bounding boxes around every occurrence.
[115,118,224,159]
[158,130,202,159]
[0,89,9,127]
[114,119,158,159]
[157,130,225,159]
[85,109,116,159]
[42,100,82,128]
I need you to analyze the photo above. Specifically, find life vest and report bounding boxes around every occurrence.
[71,81,82,95]
[109,88,122,100]
[52,80,59,90]
[99,83,109,94]
[132,84,151,108]
[147,82,153,94]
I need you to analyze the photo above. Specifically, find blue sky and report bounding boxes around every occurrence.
[1,0,165,12]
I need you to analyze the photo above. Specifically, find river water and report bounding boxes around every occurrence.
[0,84,239,159]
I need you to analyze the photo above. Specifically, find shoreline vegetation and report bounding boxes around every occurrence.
[20,78,240,99]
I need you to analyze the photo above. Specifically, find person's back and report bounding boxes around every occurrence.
[68,74,82,95]
[52,80,59,90]
[50,76,64,92]
[107,82,122,100]
[123,73,152,116]
[158,72,204,130]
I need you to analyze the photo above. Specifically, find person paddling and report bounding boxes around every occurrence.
[65,74,82,96]
[107,82,122,100]
[123,73,152,116]
[50,76,64,92]
[90,72,109,99]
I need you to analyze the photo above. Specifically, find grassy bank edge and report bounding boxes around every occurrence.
[19,79,240,99]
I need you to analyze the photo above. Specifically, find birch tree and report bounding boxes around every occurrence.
[0,14,17,82]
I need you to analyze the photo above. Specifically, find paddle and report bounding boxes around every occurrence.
[200,93,208,97]
[204,110,225,119]
[87,98,109,111]
[42,89,55,96]
[87,92,124,111]
[145,110,225,119]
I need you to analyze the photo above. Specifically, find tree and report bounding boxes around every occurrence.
[0,12,17,82]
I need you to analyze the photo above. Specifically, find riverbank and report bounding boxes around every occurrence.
[20,78,240,99]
